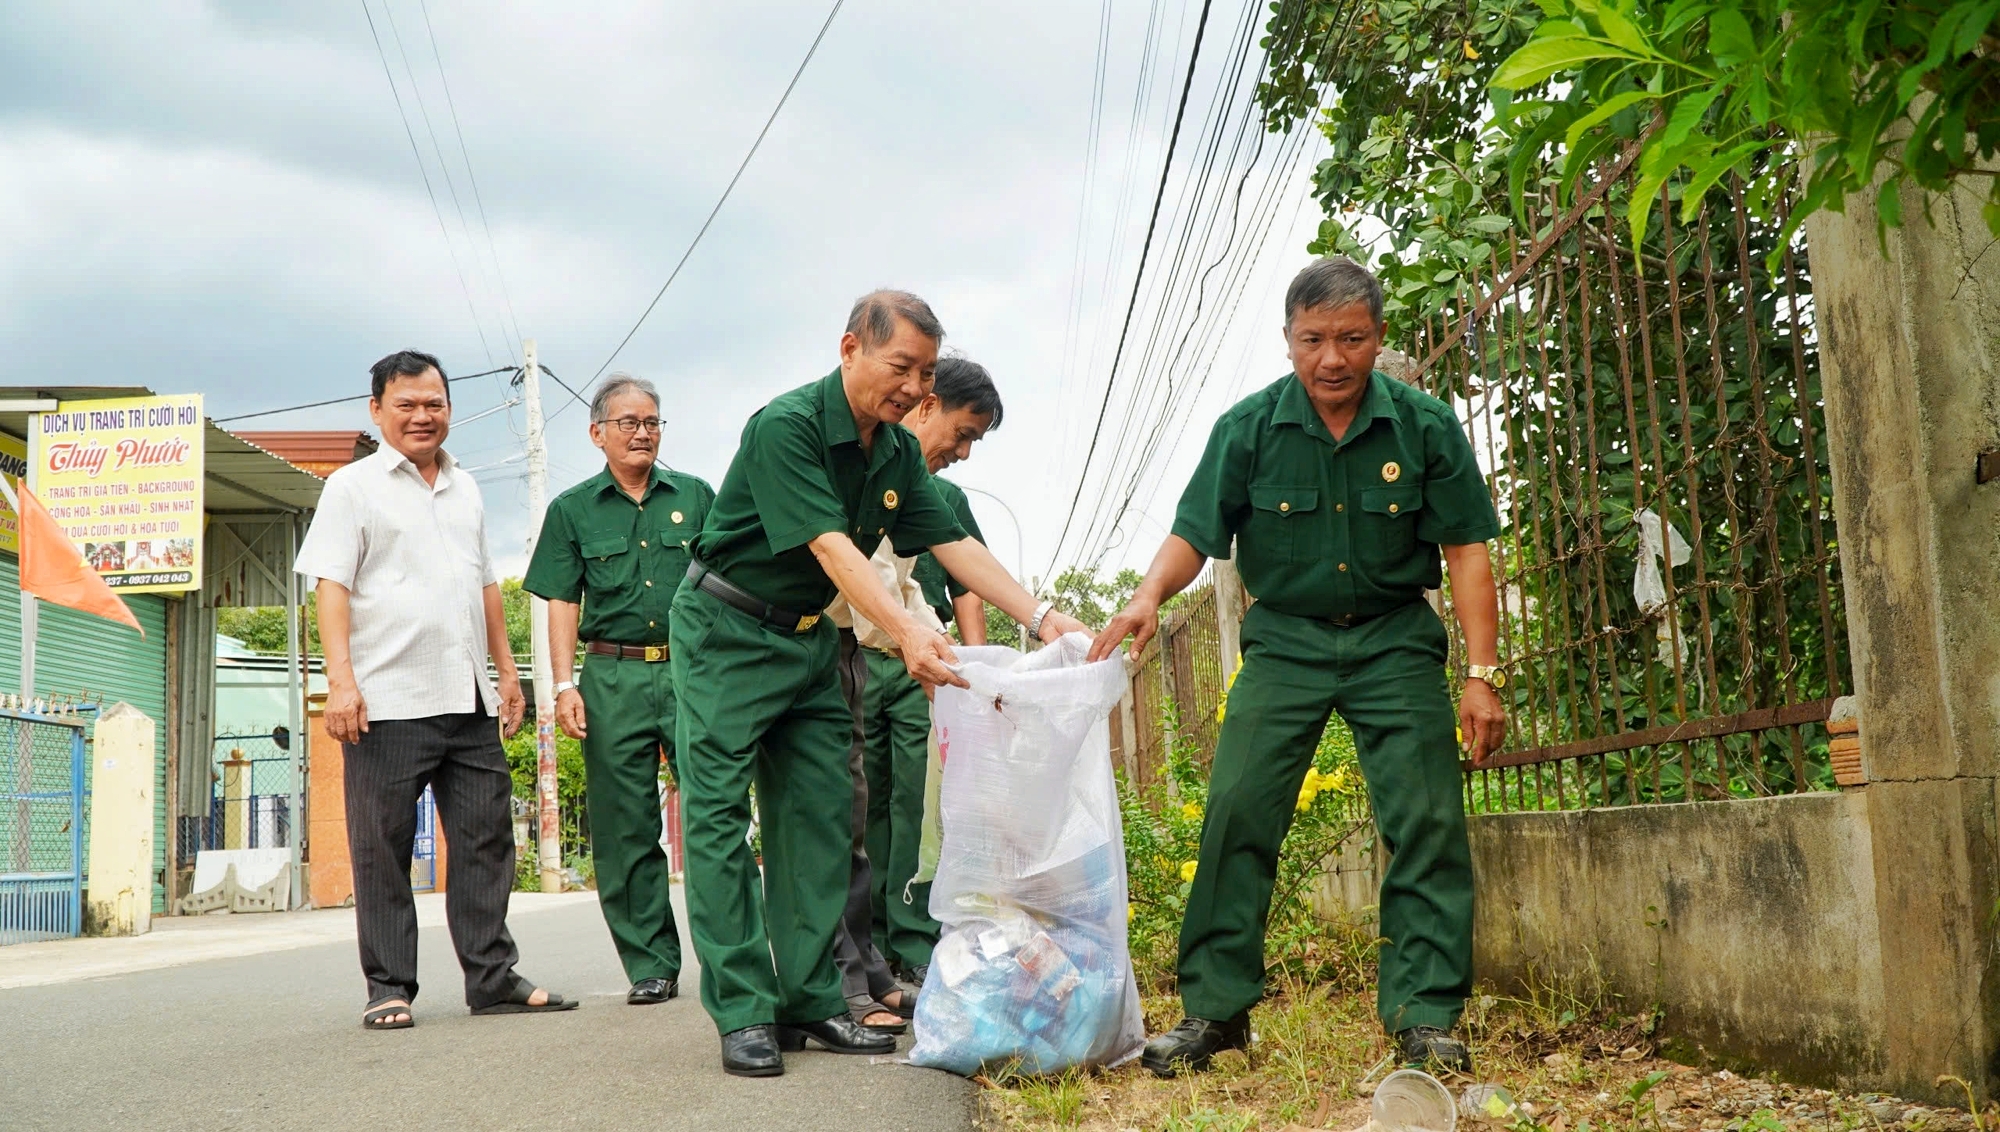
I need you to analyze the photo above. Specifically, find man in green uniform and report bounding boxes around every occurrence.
[859,356,1003,986]
[671,291,1085,1078]
[1090,257,1508,1072]
[522,375,712,1007]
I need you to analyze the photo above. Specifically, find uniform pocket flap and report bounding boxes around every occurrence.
[1360,486,1424,516]
[579,534,629,559]
[1250,484,1319,515]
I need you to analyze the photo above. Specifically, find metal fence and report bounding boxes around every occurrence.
[1404,153,1847,813]
[0,711,89,945]
[178,736,296,857]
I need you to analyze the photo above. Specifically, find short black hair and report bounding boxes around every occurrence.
[932,356,1003,430]
[1283,256,1384,326]
[369,349,449,404]
[845,290,944,350]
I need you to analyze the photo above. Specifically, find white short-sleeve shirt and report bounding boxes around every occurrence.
[295,446,500,721]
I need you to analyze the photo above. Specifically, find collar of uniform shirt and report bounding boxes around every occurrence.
[589,464,677,500]
[814,367,898,472]
[1274,369,1405,447]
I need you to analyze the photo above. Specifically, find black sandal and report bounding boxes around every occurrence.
[470,976,579,1016]
[362,996,414,1030]
[880,987,917,1020]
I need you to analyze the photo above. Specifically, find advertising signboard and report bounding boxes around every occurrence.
[30,394,205,593]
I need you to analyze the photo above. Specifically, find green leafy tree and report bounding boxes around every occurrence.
[500,577,532,657]
[1047,567,1145,630]
[1488,0,2000,247]
[216,599,319,654]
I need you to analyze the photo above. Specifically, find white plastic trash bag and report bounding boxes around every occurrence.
[908,633,1146,1076]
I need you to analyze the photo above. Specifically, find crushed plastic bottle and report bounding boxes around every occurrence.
[1460,1084,1522,1124]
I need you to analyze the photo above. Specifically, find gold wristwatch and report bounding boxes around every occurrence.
[1467,664,1507,689]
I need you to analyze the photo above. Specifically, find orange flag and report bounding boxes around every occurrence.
[15,484,143,636]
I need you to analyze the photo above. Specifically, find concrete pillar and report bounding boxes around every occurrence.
[1806,167,2000,1100]
[220,749,250,850]
[86,702,155,937]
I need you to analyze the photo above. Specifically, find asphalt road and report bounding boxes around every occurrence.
[1,890,976,1132]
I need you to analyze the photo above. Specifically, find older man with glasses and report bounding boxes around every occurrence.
[523,375,715,1007]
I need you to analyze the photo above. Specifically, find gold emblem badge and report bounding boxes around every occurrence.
[1382,461,1402,483]
[884,489,900,510]
[670,510,684,524]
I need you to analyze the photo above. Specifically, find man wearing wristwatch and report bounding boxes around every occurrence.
[1089,256,1508,1074]
[670,291,1087,1078]
[522,374,714,1008]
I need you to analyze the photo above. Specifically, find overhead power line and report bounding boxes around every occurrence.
[1043,0,1216,580]
[586,0,846,385]
[361,0,500,366]
[214,366,519,423]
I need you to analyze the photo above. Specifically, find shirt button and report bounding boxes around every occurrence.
[649,620,657,628]
[640,540,648,547]
[1279,501,1290,513]
[1338,562,1349,572]
[645,579,653,588]
[1336,503,1345,512]
[877,527,884,535]
[1388,503,1399,514]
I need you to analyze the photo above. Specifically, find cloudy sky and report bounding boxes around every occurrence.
[0,0,1325,581]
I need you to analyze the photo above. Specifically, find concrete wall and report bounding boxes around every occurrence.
[1805,157,2000,1097]
[1468,793,1888,1087]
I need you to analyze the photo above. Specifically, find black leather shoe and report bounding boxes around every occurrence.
[906,964,929,987]
[1395,1025,1472,1072]
[627,977,678,1005]
[775,1014,898,1055]
[720,1025,784,1077]
[1141,1013,1251,1077]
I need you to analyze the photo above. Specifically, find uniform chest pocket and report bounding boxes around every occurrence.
[1357,486,1424,571]
[657,521,695,554]
[579,534,630,590]
[1247,483,1321,563]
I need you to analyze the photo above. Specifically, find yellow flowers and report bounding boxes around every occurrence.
[1297,769,1323,812]
[1179,860,1198,883]
[1180,802,1203,822]
[1215,660,1243,722]
[1463,39,1479,60]
[1128,903,1136,923]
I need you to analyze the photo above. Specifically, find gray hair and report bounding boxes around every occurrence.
[590,373,660,422]
[1284,256,1384,326]
[846,289,945,350]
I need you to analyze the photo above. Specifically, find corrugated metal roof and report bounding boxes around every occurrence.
[231,430,377,468]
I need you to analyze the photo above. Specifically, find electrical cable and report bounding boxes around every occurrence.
[417,0,525,357]
[214,366,519,423]
[585,0,846,386]
[1043,0,1216,581]
[360,0,499,366]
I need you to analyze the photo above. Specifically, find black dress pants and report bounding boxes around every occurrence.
[343,695,520,1009]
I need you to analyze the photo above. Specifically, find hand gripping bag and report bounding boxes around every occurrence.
[907,633,1145,1076]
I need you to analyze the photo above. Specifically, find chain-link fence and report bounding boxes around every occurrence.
[0,711,88,945]
[177,735,296,858]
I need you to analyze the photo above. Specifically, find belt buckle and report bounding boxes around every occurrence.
[644,645,664,662]
[795,613,821,633]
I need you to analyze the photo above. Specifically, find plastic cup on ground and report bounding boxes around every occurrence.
[1373,1069,1458,1132]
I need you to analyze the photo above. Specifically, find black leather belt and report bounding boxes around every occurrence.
[585,640,670,662]
[1324,611,1384,629]
[686,561,823,633]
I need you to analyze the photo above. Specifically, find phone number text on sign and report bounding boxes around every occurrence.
[33,394,206,595]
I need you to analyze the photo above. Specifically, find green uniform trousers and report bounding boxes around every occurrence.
[1178,598,1472,1033]
[860,647,939,970]
[669,583,853,1034]
[579,653,682,984]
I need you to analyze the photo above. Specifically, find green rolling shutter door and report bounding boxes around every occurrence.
[0,554,173,913]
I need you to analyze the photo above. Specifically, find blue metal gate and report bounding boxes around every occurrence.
[0,710,88,945]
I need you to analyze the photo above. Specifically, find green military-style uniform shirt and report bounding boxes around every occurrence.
[520,462,714,988]
[909,475,984,626]
[1167,369,1499,1037]
[672,367,967,1036]
[691,369,966,612]
[1173,371,1498,616]
[523,466,714,642]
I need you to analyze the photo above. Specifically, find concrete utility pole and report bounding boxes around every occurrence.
[522,340,561,894]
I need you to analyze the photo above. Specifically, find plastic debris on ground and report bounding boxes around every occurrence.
[907,633,1145,1077]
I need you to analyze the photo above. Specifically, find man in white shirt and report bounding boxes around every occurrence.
[296,349,574,1030]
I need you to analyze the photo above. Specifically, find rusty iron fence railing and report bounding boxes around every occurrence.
[1406,157,1849,814]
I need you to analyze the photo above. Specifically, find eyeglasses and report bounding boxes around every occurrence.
[598,417,663,435]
